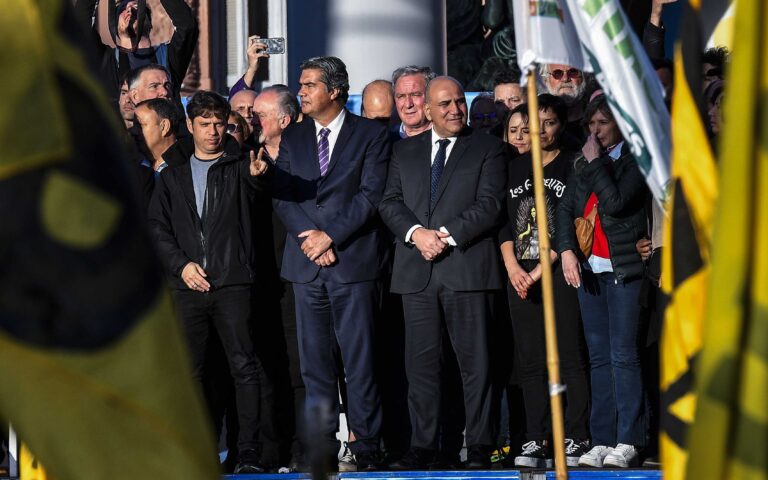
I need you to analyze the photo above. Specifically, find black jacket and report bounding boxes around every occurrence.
[379,128,507,294]
[74,0,198,104]
[555,145,649,282]
[148,136,268,290]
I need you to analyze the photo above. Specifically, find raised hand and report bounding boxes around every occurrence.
[249,148,269,176]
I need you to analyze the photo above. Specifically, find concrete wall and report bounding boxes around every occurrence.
[286,0,446,94]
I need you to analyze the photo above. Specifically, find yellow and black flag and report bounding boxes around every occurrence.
[0,1,218,479]
[685,0,768,477]
[660,0,729,479]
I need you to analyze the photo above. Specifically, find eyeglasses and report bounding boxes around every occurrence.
[226,123,243,134]
[472,112,498,121]
[548,68,582,81]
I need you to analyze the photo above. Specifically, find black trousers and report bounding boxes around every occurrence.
[401,282,495,450]
[507,263,590,441]
[174,285,265,453]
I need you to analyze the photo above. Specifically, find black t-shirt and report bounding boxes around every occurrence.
[500,150,576,270]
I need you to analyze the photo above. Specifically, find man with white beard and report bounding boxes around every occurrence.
[540,63,590,148]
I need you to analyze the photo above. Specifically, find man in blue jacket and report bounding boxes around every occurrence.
[272,56,391,471]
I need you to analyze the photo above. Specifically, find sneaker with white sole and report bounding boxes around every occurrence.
[338,442,357,472]
[578,445,612,467]
[603,443,639,468]
[565,439,591,467]
[514,440,553,468]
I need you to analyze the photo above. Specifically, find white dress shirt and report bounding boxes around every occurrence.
[314,108,346,163]
[405,128,459,246]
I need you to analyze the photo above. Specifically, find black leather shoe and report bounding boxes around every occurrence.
[389,448,437,470]
[234,448,267,474]
[465,445,492,470]
[356,451,386,471]
[428,453,463,470]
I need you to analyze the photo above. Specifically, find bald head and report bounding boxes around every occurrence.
[361,80,394,125]
[425,76,463,103]
[229,89,258,126]
[425,76,467,138]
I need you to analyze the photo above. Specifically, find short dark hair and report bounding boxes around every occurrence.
[537,94,568,126]
[135,98,182,133]
[262,85,300,122]
[502,103,529,143]
[127,63,170,90]
[651,57,673,72]
[702,46,729,71]
[492,68,521,87]
[299,56,350,104]
[186,90,231,121]
[582,94,614,132]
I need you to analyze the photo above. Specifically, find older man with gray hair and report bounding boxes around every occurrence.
[392,65,436,138]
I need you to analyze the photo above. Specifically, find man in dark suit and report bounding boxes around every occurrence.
[379,76,507,470]
[272,56,390,471]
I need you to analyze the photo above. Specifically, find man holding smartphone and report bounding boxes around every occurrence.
[228,35,285,98]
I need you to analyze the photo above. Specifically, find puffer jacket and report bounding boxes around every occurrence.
[555,144,650,282]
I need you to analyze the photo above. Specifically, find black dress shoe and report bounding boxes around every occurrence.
[428,453,463,470]
[389,448,437,470]
[465,445,492,470]
[234,448,267,474]
[356,451,386,471]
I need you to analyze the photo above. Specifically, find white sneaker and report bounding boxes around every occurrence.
[578,445,612,467]
[338,442,357,472]
[603,443,639,468]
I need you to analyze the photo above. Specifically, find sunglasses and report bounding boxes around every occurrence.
[472,112,498,121]
[549,68,582,81]
[226,123,243,134]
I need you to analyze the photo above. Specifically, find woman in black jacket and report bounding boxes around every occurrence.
[499,95,590,468]
[555,95,650,468]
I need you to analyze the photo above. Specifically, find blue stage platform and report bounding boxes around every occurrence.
[222,469,662,480]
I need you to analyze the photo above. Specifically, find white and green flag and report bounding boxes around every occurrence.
[513,0,671,203]
[562,0,671,203]
[512,0,588,74]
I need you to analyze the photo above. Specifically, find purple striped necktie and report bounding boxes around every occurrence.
[318,127,331,176]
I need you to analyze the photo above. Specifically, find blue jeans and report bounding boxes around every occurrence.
[578,270,647,447]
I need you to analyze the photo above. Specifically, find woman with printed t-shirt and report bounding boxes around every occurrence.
[499,94,590,469]
[555,94,650,469]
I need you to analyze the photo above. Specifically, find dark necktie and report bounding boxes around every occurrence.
[431,139,450,206]
[318,128,331,176]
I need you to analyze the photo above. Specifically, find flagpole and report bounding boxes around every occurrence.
[527,68,568,480]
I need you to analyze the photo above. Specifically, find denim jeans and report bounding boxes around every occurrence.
[578,270,647,447]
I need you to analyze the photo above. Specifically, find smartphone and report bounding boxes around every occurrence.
[250,36,285,54]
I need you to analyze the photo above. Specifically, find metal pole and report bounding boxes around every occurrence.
[526,68,568,480]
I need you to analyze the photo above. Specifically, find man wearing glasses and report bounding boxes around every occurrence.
[540,63,591,148]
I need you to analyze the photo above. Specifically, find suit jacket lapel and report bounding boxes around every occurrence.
[323,112,354,178]
[415,133,432,213]
[305,119,321,177]
[431,130,471,210]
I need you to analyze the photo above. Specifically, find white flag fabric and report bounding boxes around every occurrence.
[512,0,588,76]
[562,0,671,203]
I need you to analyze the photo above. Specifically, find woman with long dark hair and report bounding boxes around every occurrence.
[499,94,590,468]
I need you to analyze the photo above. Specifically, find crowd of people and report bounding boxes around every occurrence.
[73,0,730,475]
